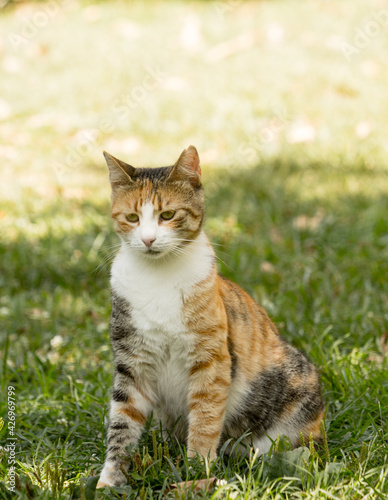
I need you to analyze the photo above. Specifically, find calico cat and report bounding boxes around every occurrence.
[97,146,324,488]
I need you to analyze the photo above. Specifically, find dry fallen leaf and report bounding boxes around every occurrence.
[380,332,388,354]
[367,332,388,364]
[292,211,324,231]
[169,477,218,493]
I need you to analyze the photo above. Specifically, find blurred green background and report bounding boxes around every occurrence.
[1,0,388,498]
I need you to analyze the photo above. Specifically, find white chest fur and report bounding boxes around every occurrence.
[110,231,214,338]
[110,232,214,414]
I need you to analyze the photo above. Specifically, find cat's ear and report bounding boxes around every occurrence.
[103,151,135,188]
[168,145,201,187]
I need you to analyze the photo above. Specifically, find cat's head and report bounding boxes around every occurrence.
[104,146,205,259]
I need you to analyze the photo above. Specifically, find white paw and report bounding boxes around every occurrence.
[97,465,126,488]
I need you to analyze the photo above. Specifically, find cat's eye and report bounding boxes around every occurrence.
[160,210,176,221]
[126,213,139,223]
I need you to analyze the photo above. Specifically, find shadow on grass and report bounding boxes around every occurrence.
[1,157,387,340]
[0,157,387,481]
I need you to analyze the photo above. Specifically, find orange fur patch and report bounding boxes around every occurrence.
[118,405,146,425]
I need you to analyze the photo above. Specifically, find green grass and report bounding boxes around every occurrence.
[1,0,388,498]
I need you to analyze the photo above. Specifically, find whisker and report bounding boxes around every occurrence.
[173,237,231,250]
[170,247,193,259]
[207,240,232,249]
[214,249,232,258]
[100,243,123,251]
[93,245,123,276]
[214,254,234,272]
[93,259,114,276]
[93,258,113,276]
[170,248,192,258]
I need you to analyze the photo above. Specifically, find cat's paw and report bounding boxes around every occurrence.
[96,480,110,489]
[97,466,127,489]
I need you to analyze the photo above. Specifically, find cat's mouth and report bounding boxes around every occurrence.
[145,248,162,255]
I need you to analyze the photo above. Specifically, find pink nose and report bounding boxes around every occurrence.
[142,237,156,248]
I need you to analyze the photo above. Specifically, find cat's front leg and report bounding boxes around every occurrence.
[97,368,153,488]
[187,344,231,460]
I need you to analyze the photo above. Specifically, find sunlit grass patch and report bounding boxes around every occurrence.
[1,0,388,497]
[1,154,387,498]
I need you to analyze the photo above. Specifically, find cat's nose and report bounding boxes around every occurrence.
[142,237,156,248]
